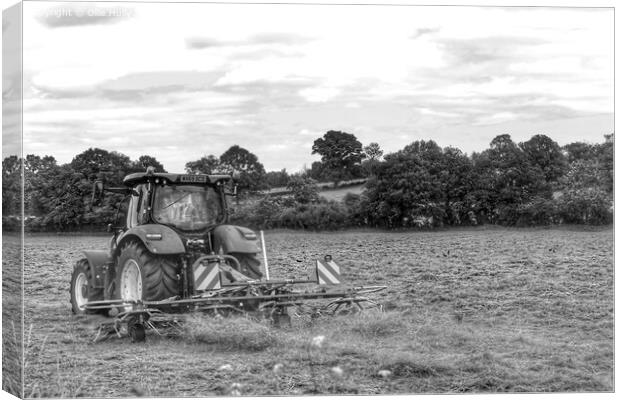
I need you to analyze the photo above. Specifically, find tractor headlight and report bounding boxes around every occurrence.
[243,232,257,240]
[146,233,162,240]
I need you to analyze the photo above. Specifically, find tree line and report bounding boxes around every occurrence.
[232,131,613,229]
[1,131,613,231]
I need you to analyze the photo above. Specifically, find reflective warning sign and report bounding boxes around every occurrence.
[315,259,342,285]
[193,262,221,291]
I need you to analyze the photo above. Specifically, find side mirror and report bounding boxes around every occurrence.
[225,184,238,197]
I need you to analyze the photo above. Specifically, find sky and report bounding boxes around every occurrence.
[3,1,614,173]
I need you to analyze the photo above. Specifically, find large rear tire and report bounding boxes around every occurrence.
[70,259,103,314]
[229,252,262,279]
[115,241,180,302]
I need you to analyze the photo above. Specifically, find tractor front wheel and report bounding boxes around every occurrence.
[70,259,103,314]
[115,241,180,302]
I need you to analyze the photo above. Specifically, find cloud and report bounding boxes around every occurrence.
[229,48,304,61]
[438,36,546,65]
[248,32,313,45]
[186,32,313,49]
[299,86,340,103]
[411,27,439,39]
[30,70,224,101]
[19,4,613,173]
[185,37,224,50]
[36,5,134,28]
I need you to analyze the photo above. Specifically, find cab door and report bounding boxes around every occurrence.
[127,184,149,229]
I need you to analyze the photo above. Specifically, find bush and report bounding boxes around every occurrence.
[2,216,20,231]
[493,202,524,226]
[276,200,350,230]
[231,196,357,231]
[556,188,613,225]
[342,193,368,226]
[287,175,320,204]
[516,197,559,226]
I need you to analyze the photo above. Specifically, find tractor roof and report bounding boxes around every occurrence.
[123,172,232,187]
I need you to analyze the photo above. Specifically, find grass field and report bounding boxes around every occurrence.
[7,227,614,396]
[318,183,365,202]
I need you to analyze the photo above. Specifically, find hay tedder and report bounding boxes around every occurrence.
[70,168,386,342]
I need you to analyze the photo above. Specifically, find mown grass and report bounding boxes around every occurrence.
[21,306,613,396]
[3,234,23,398]
[21,228,613,396]
[184,315,280,351]
[2,320,22,397]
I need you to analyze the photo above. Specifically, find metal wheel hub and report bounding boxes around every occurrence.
[74,272,88,310]
[121,259,142,301]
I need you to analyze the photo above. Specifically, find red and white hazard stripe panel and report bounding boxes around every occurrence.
[193,262,221,291]
[315,259,342,285]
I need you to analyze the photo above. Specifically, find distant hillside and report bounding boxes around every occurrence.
[318,183,365,201]
[265,178,367,199]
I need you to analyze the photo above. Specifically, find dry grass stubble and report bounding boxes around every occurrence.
[18,227,613,396]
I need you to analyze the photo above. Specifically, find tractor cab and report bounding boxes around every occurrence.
[118,170,232,233]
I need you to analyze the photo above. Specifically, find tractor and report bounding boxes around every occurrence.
[70,167,385,341]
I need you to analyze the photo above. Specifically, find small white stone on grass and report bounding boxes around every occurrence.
[229,382,243,396]
[272,363,284,375]
[311,335,326,348]
[378,369,392,378]
[218,364,233,371]
[330,366,344,378]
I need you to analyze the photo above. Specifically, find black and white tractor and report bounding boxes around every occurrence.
[69,167,263,315]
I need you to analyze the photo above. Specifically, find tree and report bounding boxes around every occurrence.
[265,169,290,188]
[363,140,446,228]
[593,133,613,193]
[312,130,365,184]
[482,134,547,224]
[23,155,59,216]
[287,175,319,204]
[39,164,93,230]
[2,155,21,216]
[364,142,383,161]
[69,148,135,228]
[132,155,167,173]
[219,145,267,193]
[363,142,383,176]
[185,155,221,175]
[307,161,327,181]
[519,134,567,183]
[438,147,475,225]
[563,142,595,164]
[557,159,612,224]
[70,148,132,186]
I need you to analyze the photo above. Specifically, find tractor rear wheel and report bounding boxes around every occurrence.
[229,252,262,279]
[70,259,103,314]
[115,241,180,302]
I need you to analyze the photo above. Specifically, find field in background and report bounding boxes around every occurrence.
[317,183,365,202]
[265,179,366,202]
[18,227,613,396]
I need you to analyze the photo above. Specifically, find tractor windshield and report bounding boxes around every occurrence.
[152,184,223,231]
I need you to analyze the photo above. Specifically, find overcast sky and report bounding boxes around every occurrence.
[5,2,614,172]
